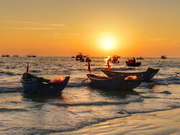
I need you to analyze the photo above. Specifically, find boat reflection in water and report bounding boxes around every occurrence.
[89,86,140,99]
[22,92,63,102]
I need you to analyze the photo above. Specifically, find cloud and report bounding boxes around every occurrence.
[0,20,40,25]
[49,24,65,27]
[172,41,180,46]
[14,27,58,30]
[0,20,65,27]
[149,38,168,42]
[0,21,65,31]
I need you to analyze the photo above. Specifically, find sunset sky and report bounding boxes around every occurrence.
[0,0,180,57]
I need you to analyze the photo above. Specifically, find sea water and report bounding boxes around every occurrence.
[0,56,179,134]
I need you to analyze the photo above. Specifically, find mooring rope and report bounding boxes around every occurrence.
[81,78,89,83]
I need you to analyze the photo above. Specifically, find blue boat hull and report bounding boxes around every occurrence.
[102,68,159,81]
[21,76,70,94]
[126,61,141,66]
[87,74,142,90]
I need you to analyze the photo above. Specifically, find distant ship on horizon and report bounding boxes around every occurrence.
[161,55,167,59]
[26,54,36,57]
[1,54,10,57]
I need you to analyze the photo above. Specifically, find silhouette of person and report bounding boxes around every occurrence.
[132,57,136,63]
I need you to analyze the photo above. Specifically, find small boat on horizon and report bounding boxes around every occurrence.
[26,54,36,57]
[1,54,10,57]
[75,52,85,61]
[105,55,120,64]
[136,57,144,60]
[161,55,167,59]
[74,52,91,62]
[126,57,141,66]
[111,55,121,63]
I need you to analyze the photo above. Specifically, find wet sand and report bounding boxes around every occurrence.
[57,108,180,135]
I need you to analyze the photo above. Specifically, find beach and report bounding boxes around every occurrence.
[58,108,180,135]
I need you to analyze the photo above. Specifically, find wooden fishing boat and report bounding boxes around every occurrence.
[126,61,141,66]
[111,55,120,63]
[125,57,141,66]
[102,67,159,81]
[21,73,70,94]
[87,74,142,90]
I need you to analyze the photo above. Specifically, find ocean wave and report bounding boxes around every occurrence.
[154,77,180,85]
[30,70,41,73]
[0,71,16,76]
[0,108,27,112]
[67,82,89,87]
[0,87,23,93]
[50,98,143,107]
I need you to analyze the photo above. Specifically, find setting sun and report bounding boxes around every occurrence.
[104,40,112,48]
[98,33,119,51]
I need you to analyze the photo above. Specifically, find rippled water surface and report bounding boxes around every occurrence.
[0,57,180,134]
